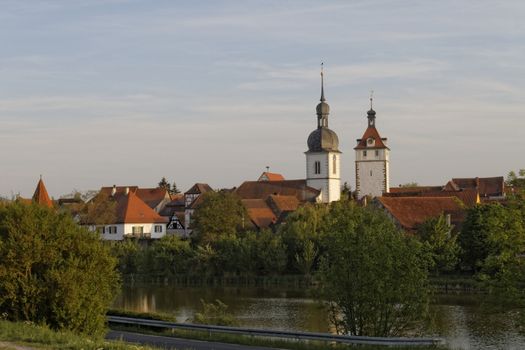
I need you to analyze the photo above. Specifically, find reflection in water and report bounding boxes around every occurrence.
[113,285,525,350]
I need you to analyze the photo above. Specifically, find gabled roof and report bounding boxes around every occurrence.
[100,186,139,196]
[114,192,168,224]
[185,183,213,195]
[32,178,53,208]
[241,199,276,229]
[235,180,320,202]
[386,187,480,207]
[354,126,388,150]
[135,188,170,209]
[258,172,285,182]
[389,186,444,194]
[100,186,170,211]
[450,177,504,197]
[267,194,300,214]
[377,196,464,232]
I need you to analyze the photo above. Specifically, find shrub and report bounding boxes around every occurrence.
[0,202,120,337]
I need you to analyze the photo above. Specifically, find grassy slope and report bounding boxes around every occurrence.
[0,320,159,350]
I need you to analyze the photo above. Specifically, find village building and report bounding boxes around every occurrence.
[375,196,465,233]
[235,172,319,230]
[305,70,341,203]
[355,98,390,200]
[95,189,168,240]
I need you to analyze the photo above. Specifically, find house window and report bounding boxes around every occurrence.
[314,161,321,174]
[370,170,373,176]
[154,225,163,233]
[97,226,105,234]
[363,151,367,157]
[375,150,379,157]
[108,226,117,234]
[333,155,337,174]
[132,226,144,235]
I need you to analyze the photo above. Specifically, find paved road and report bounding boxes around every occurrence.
[107,330,283,350]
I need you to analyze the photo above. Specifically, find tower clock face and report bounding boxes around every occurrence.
[367,138,375,146]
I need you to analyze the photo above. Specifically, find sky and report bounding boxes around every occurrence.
[1,0,524,198]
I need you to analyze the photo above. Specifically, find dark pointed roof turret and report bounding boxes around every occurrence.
[307,65,339,153]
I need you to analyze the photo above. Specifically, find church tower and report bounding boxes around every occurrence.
[305,68,341,203]
[355,97,389,199]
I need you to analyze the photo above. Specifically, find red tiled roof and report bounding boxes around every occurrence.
[242,199,276,229]
[185,183,213,195]
[32,178,53,208]
[100,186,170,210]
[235,180,320,202]
[386,188,479,207]
[114,192,168,224]
[267,194,300,214]
[450,177,504,197]
[388,186,444,195]
[100,186,139,196]
[377,196,464,231]
[258,172,285,181]
[135,188,169,209]
[354,126,388,150]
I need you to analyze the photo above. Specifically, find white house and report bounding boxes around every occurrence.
[94,189,168,240]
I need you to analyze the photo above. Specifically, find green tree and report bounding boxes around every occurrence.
[191,192,247,245]
[278,203,329,273]
[318,201,429,336]
[0,202,120,336]
[506,169,525,188]
[149,235,195,276]
[108,239,141,275]
[171,182,181,194]
[459,203,525,273]
[417,214,460,275]
[399,182,419,188]
[295,239,318,276]
[158,177,170,191]
[341,182,352,200]
[77,192,116,226]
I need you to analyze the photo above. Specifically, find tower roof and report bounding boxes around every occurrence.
[355,104,388,150]
[32,177,53,208]
[307,67,339,153]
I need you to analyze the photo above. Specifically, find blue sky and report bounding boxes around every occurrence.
[1,0,524,197]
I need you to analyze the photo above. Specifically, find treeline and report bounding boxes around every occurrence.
[110,188,525,289]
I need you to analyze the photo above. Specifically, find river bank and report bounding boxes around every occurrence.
[112,283,525,350]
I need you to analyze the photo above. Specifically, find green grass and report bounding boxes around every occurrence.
[0,320,160,350]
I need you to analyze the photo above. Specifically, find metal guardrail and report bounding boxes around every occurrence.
[108,315,443,347]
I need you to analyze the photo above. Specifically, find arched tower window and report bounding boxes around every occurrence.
[333,155,337,174]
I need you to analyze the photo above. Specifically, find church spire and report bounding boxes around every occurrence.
[320,63,325,102]
[316,64,330,128]
[367,90,376,127]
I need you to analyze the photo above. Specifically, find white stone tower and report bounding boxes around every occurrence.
[305,69,341,203]
[355,97,389,199]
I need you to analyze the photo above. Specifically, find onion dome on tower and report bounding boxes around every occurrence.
[307,69,339,152]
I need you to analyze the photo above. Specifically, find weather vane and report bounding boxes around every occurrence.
[369,90,374,109]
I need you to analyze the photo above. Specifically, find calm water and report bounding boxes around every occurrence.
[113,285,525,350]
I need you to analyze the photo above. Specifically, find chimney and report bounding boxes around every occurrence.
[111,185,116,196]
[125,187,130,195]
